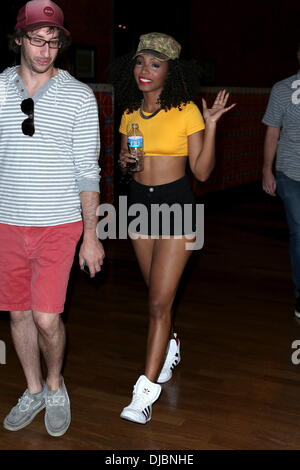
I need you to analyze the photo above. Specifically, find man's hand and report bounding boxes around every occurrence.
[79,191,105,278]
[79,235,105,278]
[262,169,277,196]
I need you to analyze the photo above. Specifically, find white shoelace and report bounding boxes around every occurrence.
[46,393,66,407]
[17,393,35,412]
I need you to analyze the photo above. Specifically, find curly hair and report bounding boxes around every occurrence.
[109,52,202,114]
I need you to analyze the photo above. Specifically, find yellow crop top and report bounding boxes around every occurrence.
[119,101,205,157]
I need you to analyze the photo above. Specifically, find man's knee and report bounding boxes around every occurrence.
[33,311,62,336]
[10,310,33,325]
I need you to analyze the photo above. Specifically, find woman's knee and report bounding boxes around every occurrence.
[148,297,172,320]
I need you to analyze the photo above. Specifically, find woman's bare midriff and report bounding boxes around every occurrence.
[133,155,188,186]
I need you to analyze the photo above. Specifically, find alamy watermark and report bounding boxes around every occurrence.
[0,340,6,365]
[96,196,204,250]
[291,340,300,365]
[291,79,300,104]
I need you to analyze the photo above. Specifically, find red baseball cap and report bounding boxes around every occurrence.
[15,0,70,36]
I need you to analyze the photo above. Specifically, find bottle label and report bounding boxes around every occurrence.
[128,136,143,148]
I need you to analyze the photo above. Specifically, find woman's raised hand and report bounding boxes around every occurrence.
[202,90,236,124]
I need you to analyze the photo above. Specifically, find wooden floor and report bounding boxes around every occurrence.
[1,182,300,450]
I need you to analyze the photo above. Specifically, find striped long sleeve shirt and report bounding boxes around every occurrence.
[0,66,100,226]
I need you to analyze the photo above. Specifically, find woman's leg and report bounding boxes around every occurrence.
[144,237,193,382]
[121,236,193,424]
[131,236,155,286]
[132,235,184,342]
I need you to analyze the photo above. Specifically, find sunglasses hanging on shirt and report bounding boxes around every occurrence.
[21,98,35,137]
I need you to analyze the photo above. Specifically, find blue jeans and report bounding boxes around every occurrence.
[276,171,300,298]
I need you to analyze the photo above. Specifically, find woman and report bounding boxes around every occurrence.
[112,32,235,424]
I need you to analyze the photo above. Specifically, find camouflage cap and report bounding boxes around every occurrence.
[134,32,181,61]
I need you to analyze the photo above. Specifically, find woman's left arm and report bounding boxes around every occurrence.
[189,90,236,182]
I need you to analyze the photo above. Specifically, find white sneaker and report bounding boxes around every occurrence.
[157,333,181,384]
[120,375,161,424]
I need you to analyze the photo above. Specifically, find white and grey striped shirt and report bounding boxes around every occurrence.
[262,70,300,181]
[0,66,100,226]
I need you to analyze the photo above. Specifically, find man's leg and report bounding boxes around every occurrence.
[32,311,70,437]
[29,221,83,436]
[276,172,300,298]
[33,311,66,391]
[10,310,44,393]
[4,311,46,432]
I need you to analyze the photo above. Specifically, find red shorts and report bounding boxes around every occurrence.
[0,222,83,314]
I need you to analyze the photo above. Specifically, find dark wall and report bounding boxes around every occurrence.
[190,0,300,87]
[0,1,20,70]
[56,0,113,82]
[48,0,113,82]
[113,0,300,86]
[113,1,192,59]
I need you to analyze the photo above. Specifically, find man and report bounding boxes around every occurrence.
[262,43,300,318]
[0,0,105,437]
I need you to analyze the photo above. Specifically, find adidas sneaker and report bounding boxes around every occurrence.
[157,333,181,384]
[120,375,161,424]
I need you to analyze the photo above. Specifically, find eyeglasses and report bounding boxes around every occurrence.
[21,98,35,137]
[24,34,61,49]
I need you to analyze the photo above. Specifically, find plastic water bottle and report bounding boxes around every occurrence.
[127,123,144,172]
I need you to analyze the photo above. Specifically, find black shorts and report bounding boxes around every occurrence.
[128,175,196,236]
